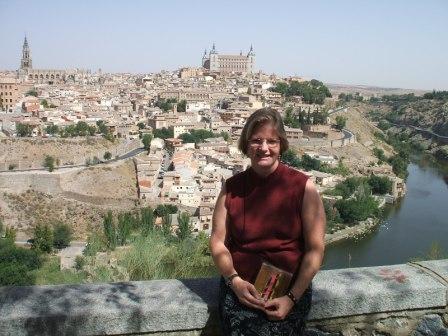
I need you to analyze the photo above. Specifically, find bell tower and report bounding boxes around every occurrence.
[20,36,32,70]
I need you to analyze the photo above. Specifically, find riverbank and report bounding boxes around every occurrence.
[324,157,448,269]
[325,217,380,246]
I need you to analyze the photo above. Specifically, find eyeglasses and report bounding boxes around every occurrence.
[248,138,281,148]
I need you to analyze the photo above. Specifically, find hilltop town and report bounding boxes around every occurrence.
[0,38,406,240]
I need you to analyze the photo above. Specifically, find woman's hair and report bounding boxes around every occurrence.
[238,107,289,155]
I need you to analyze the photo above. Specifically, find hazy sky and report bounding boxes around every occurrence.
[1,0,447,90]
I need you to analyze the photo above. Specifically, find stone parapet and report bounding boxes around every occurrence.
[0,260,447,335]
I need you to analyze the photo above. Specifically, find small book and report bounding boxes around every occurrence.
[254,262,293,301]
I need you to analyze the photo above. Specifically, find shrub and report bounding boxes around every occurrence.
[335,195,379,224]
[0,239,41,286]
[368,175,392,195]
[74,256,86,271]
[53,222,72,249]
[84,231,107,257]
[44,155,56,172]
[32,224,54,253]
[103,151,112,160]
[103,211,116,250]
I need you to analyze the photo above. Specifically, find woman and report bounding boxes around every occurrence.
[210,107,326,335]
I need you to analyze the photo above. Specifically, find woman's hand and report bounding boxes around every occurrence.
[264,296,294,321]
[231,277,265,310]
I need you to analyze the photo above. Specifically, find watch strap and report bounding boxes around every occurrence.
[286,291,297,304]
[225,273,239,287]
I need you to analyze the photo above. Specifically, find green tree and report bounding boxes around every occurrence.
[377,120,391,131]
[270,82,289,96]
[137,122,146,129]
[283,107,300,128]
[75,121,90,136]
[44,155,56,172]
[281,149,301,168]
[25,89,38,97]
[373,147,387,163]
[53,222,72,249]
[4,226,16,242]
[103,151,112,160]
[331,177,366,199]
[312,109,329,125]
[389,155,409,179]
[335,115,347,130]
[162,213,172,237]
[117,212,132,246]
[154,204,178,217]
[75,256,86,271]
[32,224,54,253]
[41,99,49,108]
[103,211,117,250]
[0,218,3,237]
[84,231,107,257]
[176,212,192,240]
[0,239,41,286]
[368,175,392,195]
[16,123,33,137]
[46,124,59,135]
[140,207,154,236]
[177,99,187,112]
[335,193,379,224]
[323,199,342,232]
[301,154,321,171]
[156,98,177,112]
[142,133,153,151]
[153,127,174,139]
[220,131,230,142]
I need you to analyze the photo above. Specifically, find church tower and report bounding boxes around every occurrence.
[247,45,255,74]
[20,36,32,70]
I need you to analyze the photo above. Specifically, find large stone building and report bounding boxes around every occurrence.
[0,78,31,113]
[202,44,255,74]
[17,36,88,84]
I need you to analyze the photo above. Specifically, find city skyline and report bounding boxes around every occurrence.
[1,0,447,90]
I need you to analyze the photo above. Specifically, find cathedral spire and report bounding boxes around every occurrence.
[210,43,217,54]
[20,35,32,70]
[247,44,255,57]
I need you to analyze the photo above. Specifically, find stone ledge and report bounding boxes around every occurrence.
[0,260,447,336]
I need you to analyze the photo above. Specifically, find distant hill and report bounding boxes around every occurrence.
[374,93,448,137]
[327,83,428,98]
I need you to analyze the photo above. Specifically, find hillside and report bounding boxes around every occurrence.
[0,137,117,167]
[0,160,138,239]
[391,99,448,136]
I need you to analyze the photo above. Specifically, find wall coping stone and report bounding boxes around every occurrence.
[0,260,447,336]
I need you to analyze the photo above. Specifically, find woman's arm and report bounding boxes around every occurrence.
[265,179,326,320]
[210,185,264,310]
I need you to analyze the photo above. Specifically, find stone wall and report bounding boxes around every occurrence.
[0,171,63,194]
[0,260,447,335]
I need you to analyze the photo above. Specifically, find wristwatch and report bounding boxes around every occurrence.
[225,273,239,287]
[286,291,297,304]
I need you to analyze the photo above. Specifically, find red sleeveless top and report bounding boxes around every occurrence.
[225,163,309,283]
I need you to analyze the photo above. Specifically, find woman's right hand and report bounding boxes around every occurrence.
[230,277,265,310]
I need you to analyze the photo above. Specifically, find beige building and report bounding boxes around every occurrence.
[178,67,204,79]
[0,78,30,113]
[285,126,303,142]
[202,44,255,74]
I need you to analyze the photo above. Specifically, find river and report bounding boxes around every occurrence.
[323,155,448,270]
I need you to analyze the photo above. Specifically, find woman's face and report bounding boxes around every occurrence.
[247,122,281,176]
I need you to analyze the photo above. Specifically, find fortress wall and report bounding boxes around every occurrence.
[0,172,63,194]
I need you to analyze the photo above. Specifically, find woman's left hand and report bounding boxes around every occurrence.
[263,296,294,321]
